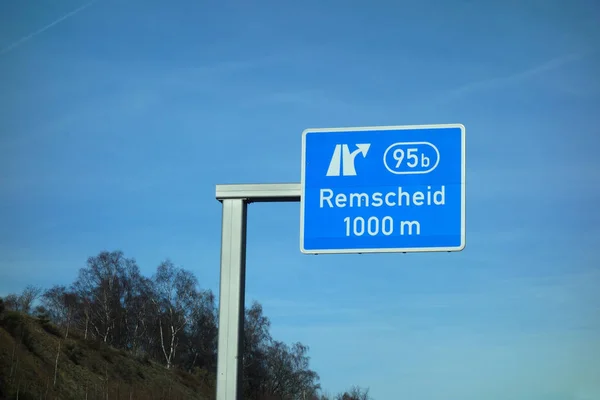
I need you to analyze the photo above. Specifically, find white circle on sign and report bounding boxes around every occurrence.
[382,141,440,175]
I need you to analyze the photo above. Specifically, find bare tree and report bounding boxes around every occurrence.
[265,341,320,399]
[122,273,154,354]
[3,293,19,311]
[53,341,61,387]
[2,286,42,314]
[18,285,42,314]
[243,301,273,397]
[151,260,197,369]
[182,289,218,372]
[70,282,93,340]
[42,285,78,338]
[335,386,372,400]
[73,251,129,343]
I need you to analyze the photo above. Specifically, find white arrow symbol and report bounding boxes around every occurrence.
[354,143,371,157]
[326,143,371,176]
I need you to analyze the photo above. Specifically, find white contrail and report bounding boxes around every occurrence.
[0,0,98,56]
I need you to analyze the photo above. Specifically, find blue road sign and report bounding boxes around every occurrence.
[300,124,466,254]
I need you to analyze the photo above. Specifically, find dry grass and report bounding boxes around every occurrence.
[0,312,215,400]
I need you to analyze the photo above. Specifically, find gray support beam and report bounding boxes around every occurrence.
[215,183,300,400]
[216,183,301,202]
[216,199,247,400]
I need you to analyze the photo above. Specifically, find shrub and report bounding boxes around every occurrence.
[135,352,151,365]
[1,311,23,332]
[115,361,135,383]
[40,321,62,337]
[65,343,85,365]
[100,348,114,364]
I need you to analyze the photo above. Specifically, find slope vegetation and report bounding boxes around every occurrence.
[0,311,213,400]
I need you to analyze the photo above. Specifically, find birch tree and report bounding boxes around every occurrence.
[42,285,77,338]
[73,251,128,343]
[152,260,197,369]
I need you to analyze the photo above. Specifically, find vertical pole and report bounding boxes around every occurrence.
[216,199,247,400]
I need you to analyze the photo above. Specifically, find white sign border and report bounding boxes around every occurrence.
[299,123,466,254]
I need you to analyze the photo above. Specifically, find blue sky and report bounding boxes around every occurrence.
[1,0,599,398]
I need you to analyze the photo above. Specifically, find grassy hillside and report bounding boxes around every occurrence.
[0,311,215,400]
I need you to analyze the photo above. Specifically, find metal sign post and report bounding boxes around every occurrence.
[215,184,300,400]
